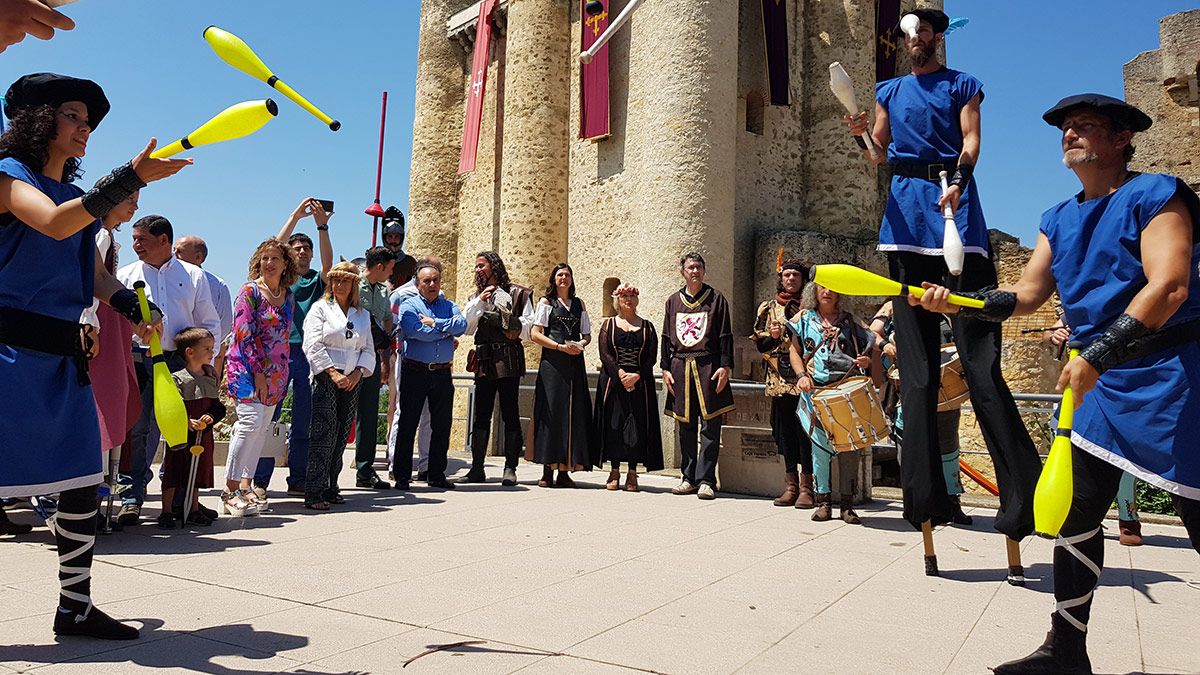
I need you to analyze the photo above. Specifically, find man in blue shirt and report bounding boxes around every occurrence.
[393,261,466,490]
[844,9,1041,556]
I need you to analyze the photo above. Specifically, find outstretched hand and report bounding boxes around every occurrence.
[0,0,74,53]
[131,138,191,184]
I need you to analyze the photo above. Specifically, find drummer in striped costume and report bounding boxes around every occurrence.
[916,94,1200,675]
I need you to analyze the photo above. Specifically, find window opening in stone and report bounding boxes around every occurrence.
[602,277,620,317]
[746,91,765,135]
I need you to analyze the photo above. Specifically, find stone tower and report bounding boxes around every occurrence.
[1123,9,1200,192]
[407,0,942,340]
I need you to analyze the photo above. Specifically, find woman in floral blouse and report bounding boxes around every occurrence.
[223,238,298,516]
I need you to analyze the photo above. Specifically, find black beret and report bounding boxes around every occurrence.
[905,9,950,35]
[4,73,110,130]
[1042,93,1152,132]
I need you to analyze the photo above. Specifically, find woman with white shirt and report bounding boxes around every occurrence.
[302,262,375,510]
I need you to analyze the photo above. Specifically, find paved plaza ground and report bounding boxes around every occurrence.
[2,456,1197,674]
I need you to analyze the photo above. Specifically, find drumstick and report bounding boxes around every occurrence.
[203,26,341,131]
[829,62,878,161]
[1005,538,1025,586]
[579,0,644,64]
[133,282,189,448]
[921,520,938,576]
[938,171,965,276]
[150,99,279,159]
[811,264,985,308]
[1034,346,1080,537]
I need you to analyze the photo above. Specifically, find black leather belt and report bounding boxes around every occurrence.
[890,160,959,181]
[0,306,90,385]
[403,358,452,371]
[1116,317,1200,366]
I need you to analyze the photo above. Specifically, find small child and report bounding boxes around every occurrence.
[159,328,226,529]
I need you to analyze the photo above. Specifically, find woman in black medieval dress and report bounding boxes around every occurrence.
[594,282,663,491]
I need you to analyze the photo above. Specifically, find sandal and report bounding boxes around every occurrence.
[538,466,555,488]
[625,472,639,492]
[303,501,331,511]
[555,471,576,489]
[326,494,347,505]
[606,470,620,491]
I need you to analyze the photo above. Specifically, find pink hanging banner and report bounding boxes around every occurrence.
[459,0,497,174]
[579,0,611,140]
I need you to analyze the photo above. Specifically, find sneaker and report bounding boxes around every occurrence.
[116,503,141,526]
[671,480,698,496]
[501,467,518,487]
[697,484,716,500]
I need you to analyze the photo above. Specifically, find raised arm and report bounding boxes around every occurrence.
[0,140,185,240]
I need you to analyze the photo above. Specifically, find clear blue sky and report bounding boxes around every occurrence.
[1,1,1194,287]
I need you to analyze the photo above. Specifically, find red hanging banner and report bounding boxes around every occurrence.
[459,0,497,174]
[579,0,611,141]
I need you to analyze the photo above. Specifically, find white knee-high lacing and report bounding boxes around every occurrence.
[1053,526,1102,633]
[49,508,96,619]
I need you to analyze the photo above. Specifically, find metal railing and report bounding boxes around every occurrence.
[281,372,1063,459]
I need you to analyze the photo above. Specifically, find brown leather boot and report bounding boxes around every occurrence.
[773,471,799,506]
[1118,519,1143,546]
[812,493,832,522]
[839,494,862,525]
[795,473,815,509]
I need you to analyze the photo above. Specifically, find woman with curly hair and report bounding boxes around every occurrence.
[0,73,188,639]
[222,238,299,516]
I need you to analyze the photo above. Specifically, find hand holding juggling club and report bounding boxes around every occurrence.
[150,99,278,159]
[810,264,984,308]
[580,0,644,64]
[1034,346,1081,538]
[939,170,964,276]
[829,62,878,161]
[203,25,340,131]
[133,282,188,448]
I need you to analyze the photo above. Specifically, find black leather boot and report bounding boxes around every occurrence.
[992,614,1092,674]
[460,433,488,483]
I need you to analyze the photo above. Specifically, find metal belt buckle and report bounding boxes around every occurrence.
[926,163,945,181]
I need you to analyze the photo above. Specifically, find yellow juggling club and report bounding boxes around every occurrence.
[133,282,189,449]
[1034,347,1080,538]
[150,99,278,159]
[203,26,341,131]
[811,264,986,309]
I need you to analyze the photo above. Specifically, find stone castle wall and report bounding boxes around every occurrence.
[1124,9,1200,192]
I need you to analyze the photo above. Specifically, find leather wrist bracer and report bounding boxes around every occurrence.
[955,287,1016,322]
[1078,313,1151,375]
[81,162,146,219]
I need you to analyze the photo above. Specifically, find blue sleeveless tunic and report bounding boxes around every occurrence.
[876,68,988,257]
[1040,172,1200,500]
[0,158,103,497]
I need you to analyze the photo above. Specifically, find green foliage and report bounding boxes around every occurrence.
[1133,480,1176,516]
